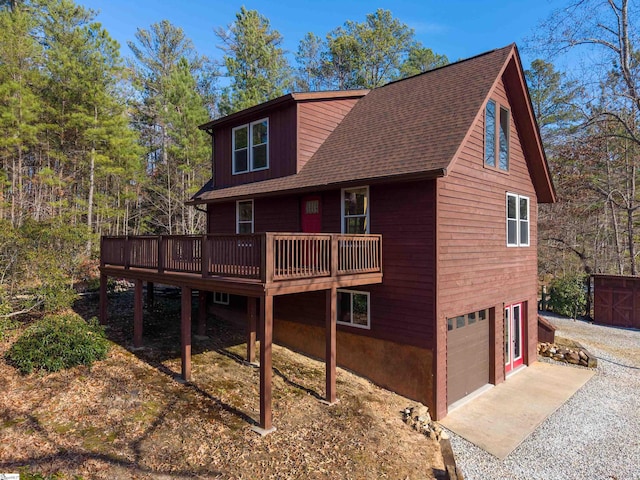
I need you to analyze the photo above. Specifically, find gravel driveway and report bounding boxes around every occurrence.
[446,314,640,480]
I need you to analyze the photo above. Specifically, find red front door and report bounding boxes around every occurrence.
[301,195,322,233]
[504,303,524,374]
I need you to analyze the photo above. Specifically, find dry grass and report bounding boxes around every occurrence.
[0,291,443,479]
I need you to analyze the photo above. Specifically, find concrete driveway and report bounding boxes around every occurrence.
[440,362,594,459]
[442,314,640,480]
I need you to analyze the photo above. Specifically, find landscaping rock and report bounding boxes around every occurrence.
[566,352,580,364]
[537,341,598,368]
[403,405,443,441]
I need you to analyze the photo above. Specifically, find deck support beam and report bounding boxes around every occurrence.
[197,291,208,336]
[133,279,144,348]
[325,286,337,404]
[255,294,275,434]
[247,297,257,363]
[181,286,192,381]
[99,274,108,325]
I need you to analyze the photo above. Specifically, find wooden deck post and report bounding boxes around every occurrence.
[330,235,339,278]
[197,291,207,336]
[181,286,192,381]
[247,296,257,363]
[99,274,108,325]
[146,282,154,307]
[254,294,275,435]
[326,286,337,404]
[133,279,143,348]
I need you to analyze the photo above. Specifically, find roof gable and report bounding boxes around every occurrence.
[191,44,555,204]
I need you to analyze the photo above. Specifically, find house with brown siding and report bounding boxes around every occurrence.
[99,43,555,431]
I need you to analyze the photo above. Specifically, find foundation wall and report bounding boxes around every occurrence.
[274,317,434,411]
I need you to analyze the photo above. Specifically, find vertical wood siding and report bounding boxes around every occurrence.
[208,202,235,234]
[274,181,437,350]
[366,182,436,348]
[208,195,300,235]
[211,98,359,190]
[297,99,360,171]
[213,104,297,188]
[255,196,300,232]
[435,76,539,417]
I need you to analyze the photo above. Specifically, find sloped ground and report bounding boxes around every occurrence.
[0,291,443,479]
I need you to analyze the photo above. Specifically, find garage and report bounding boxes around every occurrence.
[447,308,490,406]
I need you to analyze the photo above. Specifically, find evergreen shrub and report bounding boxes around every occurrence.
[6,313,109,374]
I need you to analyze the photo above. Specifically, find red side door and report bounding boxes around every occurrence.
[301,195,322,233]
[505,303,524,374]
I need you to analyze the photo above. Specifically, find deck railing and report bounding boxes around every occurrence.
[101,233,382,283]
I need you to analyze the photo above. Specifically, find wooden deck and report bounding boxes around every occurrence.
[98,233,382,433]
[100,233,382,295]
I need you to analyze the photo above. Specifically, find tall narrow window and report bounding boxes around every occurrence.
[252,120,268,170]
[499,107,509,171]
[506,193,529,247]
[519,196,529,246]
[342,186,369,234]
[233,126,248,173]
[485,100,510,171]
[236,200,254,234]
[507,193,518,246]
[232,118,269,174]
[484,100,496,167]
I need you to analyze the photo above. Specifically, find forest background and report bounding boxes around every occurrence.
[0,0,638,315]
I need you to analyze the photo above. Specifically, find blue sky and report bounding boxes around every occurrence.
[81,0,560,69]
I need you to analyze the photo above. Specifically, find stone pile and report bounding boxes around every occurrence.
[110,278,134,293]
[537,342,597,368]
[402,405,448,441]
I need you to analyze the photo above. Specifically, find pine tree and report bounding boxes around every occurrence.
[323,9,417,89]
[398,43,449,78]
[0,5,43,226]
[216,7,292,114]
[36,0,141,248]
[128,20,211,234]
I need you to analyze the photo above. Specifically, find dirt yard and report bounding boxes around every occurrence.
[0,290,443,479]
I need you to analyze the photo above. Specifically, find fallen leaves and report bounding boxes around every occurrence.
[0,293,443,479]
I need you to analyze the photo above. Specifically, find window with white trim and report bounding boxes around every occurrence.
[337,290,370,329]
[485,99,510,172]
[236,199,254,234]
[213,292,229,305]
[507,193,529,247]
[341,186,369,234]
[232,118,269,174]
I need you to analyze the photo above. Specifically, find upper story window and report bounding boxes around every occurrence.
[484,100,509,171]
[236,199,254,233]
[232,118,269,174]
[342,186,369,234]
[506,193,529,247]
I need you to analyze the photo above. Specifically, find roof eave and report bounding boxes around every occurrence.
[186,168,447,206]
[509,47,557,204]
[198,90,370,134]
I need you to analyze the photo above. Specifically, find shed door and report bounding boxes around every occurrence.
[301,195,322,233]
[447,309,490,406]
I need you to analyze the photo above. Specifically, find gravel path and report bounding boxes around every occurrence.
[445,314,640,480]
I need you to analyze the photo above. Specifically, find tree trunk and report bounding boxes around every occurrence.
[86,105,98,254]
[627,207,636,275]
[609,199,624,274]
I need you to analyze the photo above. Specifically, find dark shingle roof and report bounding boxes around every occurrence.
[192,45,514,203]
